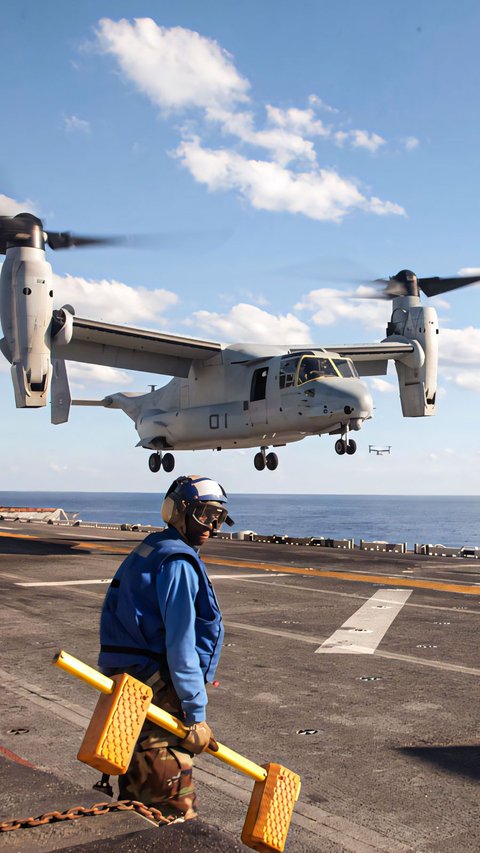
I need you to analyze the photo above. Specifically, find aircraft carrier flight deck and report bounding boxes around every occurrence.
[1,522,480,852]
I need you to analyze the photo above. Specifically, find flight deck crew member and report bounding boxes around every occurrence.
[98,475,234,820]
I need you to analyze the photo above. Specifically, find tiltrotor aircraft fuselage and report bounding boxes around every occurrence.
[1,213,478,472]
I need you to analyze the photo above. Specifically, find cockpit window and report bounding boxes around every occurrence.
[334,358,358,378]
[279,356,300,389]
[297,356,337,384]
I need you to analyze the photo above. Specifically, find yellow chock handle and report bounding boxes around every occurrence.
[54,650,301,851]
[53,649,266,783]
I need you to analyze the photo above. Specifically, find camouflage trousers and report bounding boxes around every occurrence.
[118,673,197,820]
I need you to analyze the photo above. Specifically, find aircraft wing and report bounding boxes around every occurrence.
[294,341,416,376]
[52,316,222,378]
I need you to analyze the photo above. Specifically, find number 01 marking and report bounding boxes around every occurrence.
[209,414,228,429]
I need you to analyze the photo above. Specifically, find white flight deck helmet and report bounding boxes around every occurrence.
[161,475,234,537]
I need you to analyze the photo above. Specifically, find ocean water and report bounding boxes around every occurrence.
[0,491,478,548]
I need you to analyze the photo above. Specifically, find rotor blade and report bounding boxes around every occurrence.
[1,212,231,255]
[343,279,408,300]
[418,275,480,297]
[351,273,480,300]
[46,231,122,250]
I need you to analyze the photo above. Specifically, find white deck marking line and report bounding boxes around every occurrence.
[210,573,287,579]
[8,571,480,616]
[14,573,284,587]
[16,578,113,587]
[316,589,412,654]
[225,620,321,644]
[51,533,123,541]
[224,619,480,675]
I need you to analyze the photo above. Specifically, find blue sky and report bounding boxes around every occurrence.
[1,1,479,494]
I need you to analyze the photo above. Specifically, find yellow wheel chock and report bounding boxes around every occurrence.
[53,650,301,852]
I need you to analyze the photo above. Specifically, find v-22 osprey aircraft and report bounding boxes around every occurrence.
[1,213,478,473]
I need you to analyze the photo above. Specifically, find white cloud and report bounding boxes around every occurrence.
[52,273,177,325]
[96,18,250,112]
[457,267,480,277]
[266,104,329,139]
[0,193,38,216]
[186,303,311,344]
[439,327,480,394]
[64,115,91,134]
[96,18,404,222]
[452,371,480,393]
[206,107,318,166]
[334,129,385,152]
[174,137,405,222]
[349,130,386,153]
[404,136,420,151]
[308,94,339,114]
[295,287,391,331]
[67,362,131,386]
[266,105,385,153]
[50,462,68,472]
[366,196,405,217]
[440,326,480,364]
[369,377,396,393]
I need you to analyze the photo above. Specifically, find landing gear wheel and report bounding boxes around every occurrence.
[334,439,346,455]
[266,452,278,471]
[346,439,357,456]
[162,452,175,473]
[148,453,161,473]
[254,452,266,471]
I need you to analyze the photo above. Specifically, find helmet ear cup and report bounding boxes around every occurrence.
[161,495,183,526]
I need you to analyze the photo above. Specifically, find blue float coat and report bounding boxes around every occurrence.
[98,526,224,723]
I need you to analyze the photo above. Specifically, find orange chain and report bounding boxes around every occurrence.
[0,799,179,831]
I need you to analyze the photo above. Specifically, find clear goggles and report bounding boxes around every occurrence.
[189,501,232,528]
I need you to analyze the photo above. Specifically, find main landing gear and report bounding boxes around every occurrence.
[334,438,357,456]
[148,452,175,473]
[254,446,279,471]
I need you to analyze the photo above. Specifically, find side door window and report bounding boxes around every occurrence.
[250,367,269,401]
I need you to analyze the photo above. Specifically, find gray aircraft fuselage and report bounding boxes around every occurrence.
[109,350,373,452]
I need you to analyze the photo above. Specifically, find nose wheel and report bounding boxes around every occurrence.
[148,452,176,473]
[254,448,279,471]
[334,438,357,456]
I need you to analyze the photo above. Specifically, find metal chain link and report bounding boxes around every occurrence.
[0,799,179,832]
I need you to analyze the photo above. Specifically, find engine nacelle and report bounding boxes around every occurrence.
[385,296,438,417]
[0,246,54,407]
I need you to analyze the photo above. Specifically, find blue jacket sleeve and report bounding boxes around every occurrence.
[156,557,207,724]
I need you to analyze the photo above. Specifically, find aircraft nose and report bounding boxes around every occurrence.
[344,385,373,420]
[318,378,373,423]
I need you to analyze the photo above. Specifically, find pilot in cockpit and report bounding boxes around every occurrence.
[299,357,335,384]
